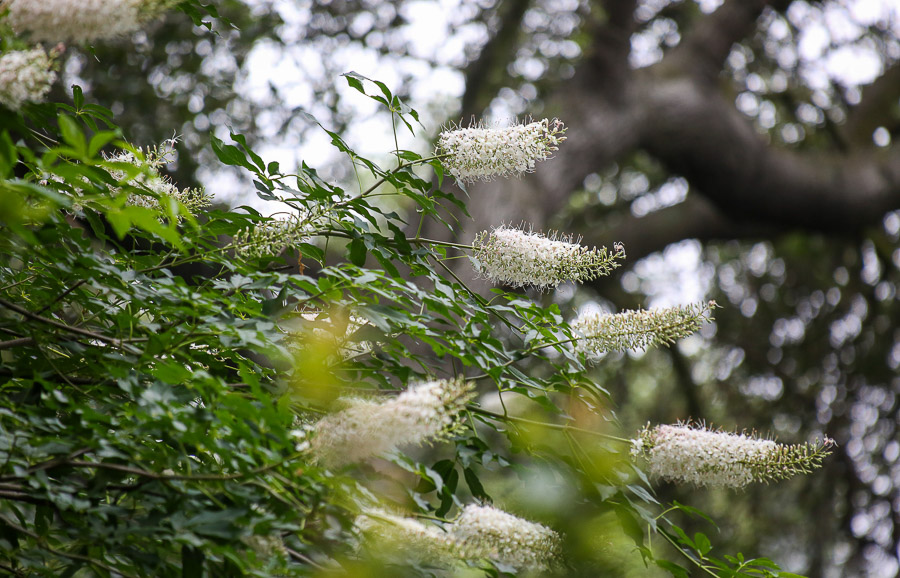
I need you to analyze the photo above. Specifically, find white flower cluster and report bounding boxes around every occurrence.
[450,504,559,571]
[309,379,475,466]
[0,48,56,111]
[357,504,559,571]
[473,226,625,289]
[437,118,566,183]
[103,145,211,217]
[632,423,834,489]
[572,301,716,354]
[356,509,457,566]
[231,213,316,260]
[2,0,171,44]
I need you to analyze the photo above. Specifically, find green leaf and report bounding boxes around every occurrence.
[210,134,254,171]
[655,560,690,578]
[0,131,16,178]
[463,467,491,502]
[342,71,367,94]
[614,505,645,548]
[694,532,712,555]
[348,237,367,267]
[88,131,120,158]
[57,114,86,156]
[72,85,84,109]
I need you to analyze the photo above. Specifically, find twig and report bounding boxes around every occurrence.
[0,337,34,350]
[285,547,326,570]
[334,154,449,208]
[64,451,304,482]
[0,297,140,354]
[466,337,578,381]
[36,280,86,315]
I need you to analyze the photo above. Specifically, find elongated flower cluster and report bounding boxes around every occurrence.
[356,509,457,566]
[437,118,566,183]
[103,146,211,216]
[473,226,625,289]
[631,423,835,489]
[357,504,559,571]
[231,214,315,259]
[450,504,559,571]
[2,0,173,44]
[310,379,475,466]
[572,301,716,354]
[0,48,56,111]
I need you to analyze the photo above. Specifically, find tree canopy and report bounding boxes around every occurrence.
[1,0,899,576]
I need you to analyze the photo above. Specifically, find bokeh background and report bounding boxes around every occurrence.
[56,1,900,575]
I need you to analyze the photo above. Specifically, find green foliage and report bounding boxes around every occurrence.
[0,5,823,577]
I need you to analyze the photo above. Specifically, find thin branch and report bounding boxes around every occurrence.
[285,547,326,570]
[0,274,37,293]
[36,280,87,315]
[0,337,34,350]
[0,297,140,354]
[410,238,473,251]
[335,154,449,208]
[64,451,304,482]
[467,337,578,381]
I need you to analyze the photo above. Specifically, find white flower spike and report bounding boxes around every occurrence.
[356,509,457,565]
[104,144,211,217]
[309,379,474,466]
[449,504,559,571]
[357,504,560,571]
[573,301,716,354]
[473,225,625,289]
[632,422,834,489]
[437,118,566,183]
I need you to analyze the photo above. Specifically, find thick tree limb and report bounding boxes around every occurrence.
[450,0,900,275]
[641,77,900,232]
[579,195,774,264]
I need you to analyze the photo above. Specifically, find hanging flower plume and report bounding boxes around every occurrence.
[356,509,457,566]
[309,379,475,466]
[436,118,566,183]
[631,423,834,489]
[0,48,56,111]
[473,225,625,289]
[572,301,716,354]
[2,0,174,44]
[449,504,560,571]
[357,504,559,571]
[231,213,316,259]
